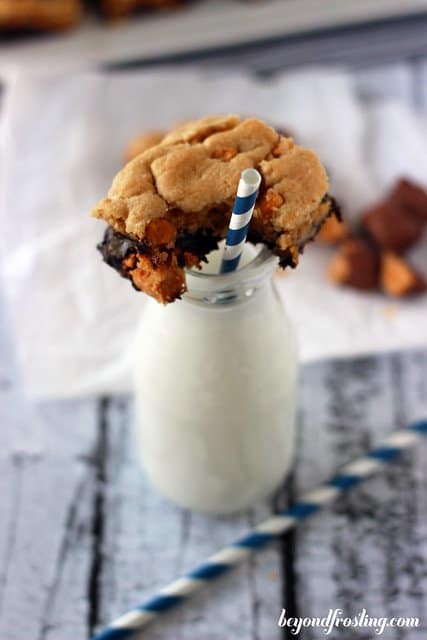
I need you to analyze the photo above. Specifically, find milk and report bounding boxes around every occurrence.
[134,244,298,514]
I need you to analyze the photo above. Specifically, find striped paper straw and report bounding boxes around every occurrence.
[220,168,261,274]
[92,419,427,640]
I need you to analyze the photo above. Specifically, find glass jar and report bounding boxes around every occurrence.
[133,246,298,515]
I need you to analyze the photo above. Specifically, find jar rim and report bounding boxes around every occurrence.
[184,245,278,302]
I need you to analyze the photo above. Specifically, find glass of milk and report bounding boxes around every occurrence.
[134,243,298,515]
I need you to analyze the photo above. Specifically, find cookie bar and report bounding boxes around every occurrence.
[92,115,335,303]
[0,0,81,30]
[100,0,185,19]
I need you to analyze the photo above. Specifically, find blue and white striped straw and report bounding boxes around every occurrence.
[220,168,261,274]
[91,419,427,640]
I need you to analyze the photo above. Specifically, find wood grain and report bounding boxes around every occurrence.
[0,397,99,640]
[293,353,427,639]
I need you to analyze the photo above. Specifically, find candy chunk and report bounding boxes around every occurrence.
[362,202,425,253]
[380,253,426,298]
[328,238,380,291]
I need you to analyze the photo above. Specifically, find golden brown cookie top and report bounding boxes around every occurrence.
[92,114,329,245]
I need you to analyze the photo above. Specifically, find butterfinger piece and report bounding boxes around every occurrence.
[317,213,349,245]
[328,238,380,291]
[128,254,186,303]
[125,131,166,162]
[362,201,424,253]
[380,253,426,298]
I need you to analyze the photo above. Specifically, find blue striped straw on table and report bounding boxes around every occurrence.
[220,168,261,273]
[92,419,427,640]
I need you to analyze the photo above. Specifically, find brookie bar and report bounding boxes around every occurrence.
[92,115,337,303]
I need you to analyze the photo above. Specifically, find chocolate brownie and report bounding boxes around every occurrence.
[92,115,335,303]
[0,0,81,30]
[362,201,425,254]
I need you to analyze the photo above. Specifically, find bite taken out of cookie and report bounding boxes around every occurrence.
[92,114,337,303]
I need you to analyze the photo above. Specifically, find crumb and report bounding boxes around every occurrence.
[381,304,399,319]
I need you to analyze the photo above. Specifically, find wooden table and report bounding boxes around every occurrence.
[1,59,427,640]
[1,281,427,639]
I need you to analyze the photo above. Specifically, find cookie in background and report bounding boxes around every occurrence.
[100,0,186,20]
[0,0,187,31]
[0,0,82,30]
